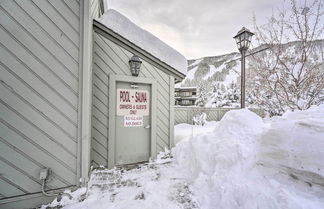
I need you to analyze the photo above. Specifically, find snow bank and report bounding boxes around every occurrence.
[174,121,218,145]
[173,109,264,182]
[259,105,324,177]
[173,107,324,209]
[97,10,187,75]
[43,107,324,209]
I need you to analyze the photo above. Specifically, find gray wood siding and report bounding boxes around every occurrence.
[91,32,173,166]
[0,0,80,202]
[90,0,101,19]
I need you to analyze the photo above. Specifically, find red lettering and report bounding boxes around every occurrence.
[135,92,147,103]
[120,104,132,109]
[136,105,146,109]
[120,91,130,102]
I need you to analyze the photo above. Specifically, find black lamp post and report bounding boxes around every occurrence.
[233,27,254,108]
[129,55,142,76]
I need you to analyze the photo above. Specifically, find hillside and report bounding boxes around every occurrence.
[177,40,324,110]
[179,52,240,89]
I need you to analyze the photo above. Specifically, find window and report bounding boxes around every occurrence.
[181,92,191,97]
[181,99,192,105]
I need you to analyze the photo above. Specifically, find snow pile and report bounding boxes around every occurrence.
[97,10,187,74]
[174,121,218,145]
[259,105,324,177]
[173,106,324,209]
[173,109,263,183]
[43,106,324,209]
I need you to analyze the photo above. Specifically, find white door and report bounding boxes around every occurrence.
[115,81,151,165]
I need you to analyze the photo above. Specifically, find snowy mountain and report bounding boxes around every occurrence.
[177,50,243,108]
[180,52,240,89]
[177,40,324,111]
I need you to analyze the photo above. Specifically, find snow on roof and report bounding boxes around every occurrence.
[97,9,187,75]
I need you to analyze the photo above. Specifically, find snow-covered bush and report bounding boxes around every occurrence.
[192,112,207,126]
[195,82,209,107]
[206,82,240,108]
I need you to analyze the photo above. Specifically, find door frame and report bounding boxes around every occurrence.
[108,74,157,168]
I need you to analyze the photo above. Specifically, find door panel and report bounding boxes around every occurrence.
[115,81,151,165]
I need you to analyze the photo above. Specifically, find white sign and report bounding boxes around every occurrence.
[117,89,149,116]
[124,115,143,127]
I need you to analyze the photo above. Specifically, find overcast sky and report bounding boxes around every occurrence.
[108,0,296,59]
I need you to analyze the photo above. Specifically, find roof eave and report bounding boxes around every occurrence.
[93,19,186,82]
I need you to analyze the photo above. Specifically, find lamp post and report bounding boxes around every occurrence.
[129,55,142,76]
[233,27,254,108]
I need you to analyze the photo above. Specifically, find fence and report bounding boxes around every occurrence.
[174,106,265,125]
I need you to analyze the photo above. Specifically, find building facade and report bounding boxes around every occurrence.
[0,1,186,208]
[175,87,197,106]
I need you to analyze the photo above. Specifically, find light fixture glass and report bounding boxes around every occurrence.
[129,55,142,76]
[233,27,254,52]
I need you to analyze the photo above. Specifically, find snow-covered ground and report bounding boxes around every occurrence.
[43,105,324,209]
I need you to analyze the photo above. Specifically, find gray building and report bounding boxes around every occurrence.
[0,1,186,208]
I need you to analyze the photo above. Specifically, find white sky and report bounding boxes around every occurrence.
[108,0,305,59]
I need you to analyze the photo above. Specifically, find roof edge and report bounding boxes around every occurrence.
[93,20,186,81]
